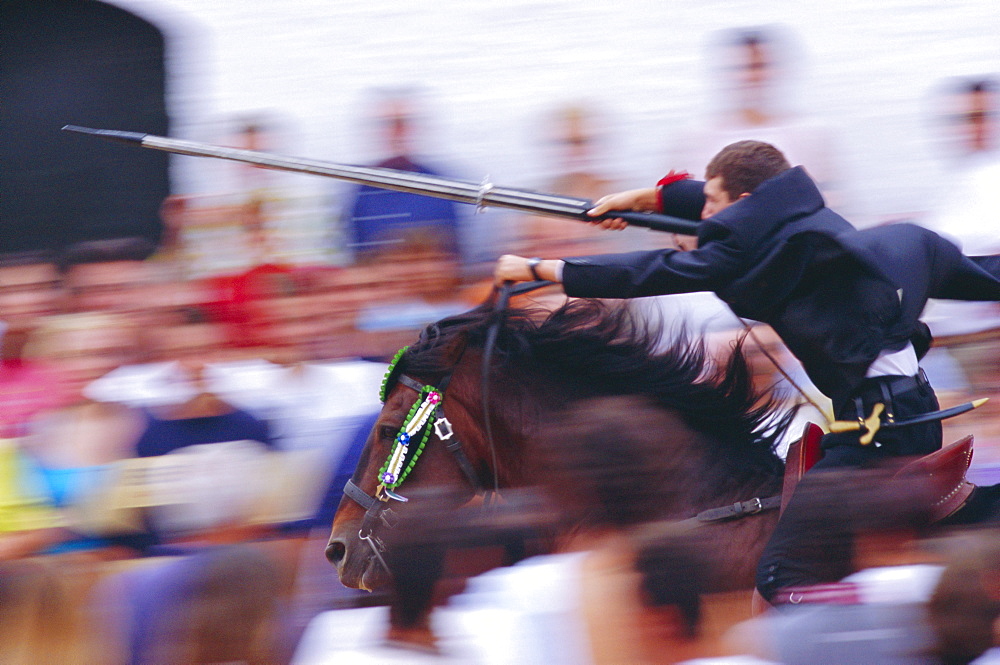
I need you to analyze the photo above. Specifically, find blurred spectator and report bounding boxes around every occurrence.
[85,263,386,534]
[760,464,939,601]
[217,113,293,267]
[375,507,475,664]
[517,103,623,260]
[0,430,53,516]
[920,76,1000,269]
[58,237,157,316]
[138,281,220,360]
[917,76,1000,393]
[340,89,465,265]
[934,77,998,167]
[927,531,1000,665]
[83,306,232,410]
[216,263,339,364]
[165,112,324,277]
[289,266,361,360]
[294,489,470,664]
[352,242,468,358]
[202,262,299,355]
[0,250,64,437]
[201,265,387,529]
[249,276,331,366]
[18,312,147,556]
[0,284,64,557]
[0,250,61,343]
[230,116,280,252]
[0,559,79,663]
[447,396,733,664]
[673,26,841,202]
[128,360,275,544]
[74,300,277,546]
[94,545,286,665]
[0,437,63,559]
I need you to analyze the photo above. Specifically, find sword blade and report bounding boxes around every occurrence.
[61,125,700,235]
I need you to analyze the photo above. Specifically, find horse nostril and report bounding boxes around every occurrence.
[325,541,346,565]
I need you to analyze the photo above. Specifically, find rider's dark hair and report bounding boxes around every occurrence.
[705,140,791,200]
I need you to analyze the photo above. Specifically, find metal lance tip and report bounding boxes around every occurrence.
[61,125,147,145]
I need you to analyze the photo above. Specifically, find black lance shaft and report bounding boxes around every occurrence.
[61,125,700,236]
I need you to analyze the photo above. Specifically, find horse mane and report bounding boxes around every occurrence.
[401,297,791,495]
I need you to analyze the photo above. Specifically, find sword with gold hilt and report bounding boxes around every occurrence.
[828,398,989,445]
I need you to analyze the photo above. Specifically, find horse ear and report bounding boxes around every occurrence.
[433,332,471,373]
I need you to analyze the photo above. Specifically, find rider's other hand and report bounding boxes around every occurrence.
[494,254,532,285]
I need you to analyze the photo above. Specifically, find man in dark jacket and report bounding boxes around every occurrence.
[494,140,1000,598]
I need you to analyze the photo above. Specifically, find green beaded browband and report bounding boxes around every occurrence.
[376,346,449,493]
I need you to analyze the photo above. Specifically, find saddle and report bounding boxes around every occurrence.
[752,426,977,615]
[781,423,825,513]
[781,423,976,522]
[893,434,975,522]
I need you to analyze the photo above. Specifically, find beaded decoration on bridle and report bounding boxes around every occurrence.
[374,346,456,501]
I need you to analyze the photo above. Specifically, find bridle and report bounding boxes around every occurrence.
[343,368,488,573]
[341,281,542,576]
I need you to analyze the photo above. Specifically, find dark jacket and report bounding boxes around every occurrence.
[562,167,1000,405]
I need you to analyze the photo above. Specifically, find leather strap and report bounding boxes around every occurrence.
[852,371,929,405]
[445,437,483,491]
[344,479,378,511]
[397,373,425,394]
[681,494,782,525]
[527,257,542,281]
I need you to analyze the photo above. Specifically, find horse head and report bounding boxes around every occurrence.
[326,305,529,591]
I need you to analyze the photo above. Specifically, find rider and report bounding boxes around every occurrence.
[493,139,1000,601]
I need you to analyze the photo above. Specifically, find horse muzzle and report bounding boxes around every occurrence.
[326,525,390,592]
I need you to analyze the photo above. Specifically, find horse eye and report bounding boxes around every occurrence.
[378,425,397,441]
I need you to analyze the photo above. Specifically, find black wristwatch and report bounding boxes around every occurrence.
[526,257,542,281]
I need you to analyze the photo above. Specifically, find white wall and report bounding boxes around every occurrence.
[113,0,999,230]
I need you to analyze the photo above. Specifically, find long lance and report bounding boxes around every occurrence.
[61,125,700,236]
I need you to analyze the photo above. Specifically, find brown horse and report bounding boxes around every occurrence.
[326,297,793,592]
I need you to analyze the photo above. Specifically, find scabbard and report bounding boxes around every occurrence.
[61,125,700,236]
[880,398,988,429]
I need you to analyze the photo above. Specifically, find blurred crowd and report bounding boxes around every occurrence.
[3,20,1000,665]
[0,236,394,662]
